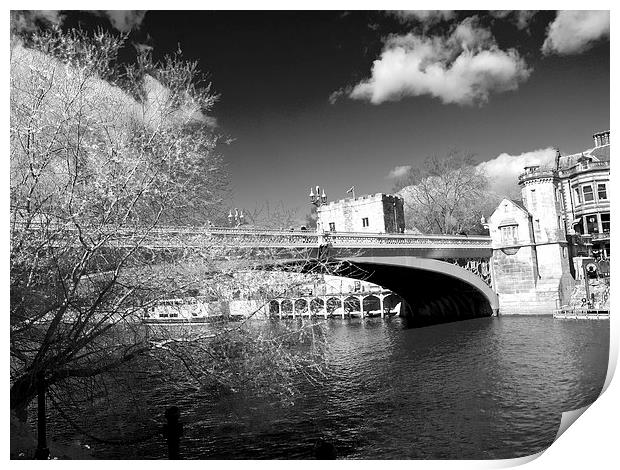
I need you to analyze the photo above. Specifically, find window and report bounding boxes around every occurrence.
[500,225,518,243]
[601,213,610,233]
[362,217,369,228]
[573,187,582,204]
[329,222,336,231]
[530,189,537,212]
[582,185,594,202]
[598,183,608,200]
[556,188,564,209]
[585,215,598,234]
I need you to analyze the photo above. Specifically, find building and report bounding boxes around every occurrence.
[317,193,406,233]
[557,130,610,260]
[487,130,610,314]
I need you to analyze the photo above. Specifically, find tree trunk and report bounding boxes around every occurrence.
[10,373,39,422]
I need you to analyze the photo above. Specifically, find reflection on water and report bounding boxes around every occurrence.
[49,316,608,459]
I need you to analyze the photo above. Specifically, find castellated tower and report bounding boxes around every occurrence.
[517,165,573,309]
[518,165,569,281]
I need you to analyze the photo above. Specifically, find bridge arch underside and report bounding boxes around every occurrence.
[271,256,498,328]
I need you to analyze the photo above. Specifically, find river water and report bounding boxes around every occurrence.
[49,316,609,460]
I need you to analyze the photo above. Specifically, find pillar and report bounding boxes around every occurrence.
[380,295,385,318]
[359,295,364,318]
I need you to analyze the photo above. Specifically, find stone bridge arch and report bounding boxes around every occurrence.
[340,256,498,326]
[262,255,498,327]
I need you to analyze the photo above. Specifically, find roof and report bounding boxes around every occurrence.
[558,143,610,169]
[497,218,519,227]
[590,144,610,162]
[489,198,530,221]
[511,199,529,213]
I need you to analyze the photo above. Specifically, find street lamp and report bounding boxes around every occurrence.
[480,215,489,231]
[227,208,244,227]
[309,185,327,207]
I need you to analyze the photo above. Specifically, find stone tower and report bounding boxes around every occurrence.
[317,193,405,233]
[487,165,574,314]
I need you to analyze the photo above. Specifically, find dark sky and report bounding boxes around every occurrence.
[57,10,610,220]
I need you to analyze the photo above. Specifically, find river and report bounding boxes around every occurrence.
[47,315,609,459]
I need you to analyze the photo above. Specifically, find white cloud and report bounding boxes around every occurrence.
[542,10,610,55]
[344,17,531,106]
[387,165,412,178]
[476,148,556,196]
[390,11,455,24]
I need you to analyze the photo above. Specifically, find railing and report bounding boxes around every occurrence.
[518,168,558,183]
[12,222,492,250]
[590,232,611,241]
[559,161,609,178]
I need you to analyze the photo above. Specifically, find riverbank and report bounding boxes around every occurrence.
[10,412,93,460]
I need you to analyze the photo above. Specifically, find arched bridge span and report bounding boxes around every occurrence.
[267,254,498,327]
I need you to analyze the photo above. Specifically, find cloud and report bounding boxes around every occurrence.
[490,11,537,30]
[142,75,216,128]
[341,17,531,106]
[11,10,64,33]
[387,165,412,179]
[95,11,147,32]
[542,10,610,55]
[476,148,556,196]
[12,42,215,141]
[389,10,455,24]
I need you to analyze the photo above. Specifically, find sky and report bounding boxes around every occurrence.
[14,9,610,222]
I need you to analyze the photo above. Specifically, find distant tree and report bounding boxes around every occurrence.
[304,204,318,230]
[242,200,302,229]
[394,152,500,235]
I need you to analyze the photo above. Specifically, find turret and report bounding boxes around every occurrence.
[518,165,565,244]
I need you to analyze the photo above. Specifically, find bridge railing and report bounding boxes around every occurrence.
[12,222,492,250]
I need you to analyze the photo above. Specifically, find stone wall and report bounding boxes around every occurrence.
[317,193,405,233]
[488,198,575,315]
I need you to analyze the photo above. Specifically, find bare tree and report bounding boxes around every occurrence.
[242,200,302,229]
[394,152,500,235]
[9,26,325,428]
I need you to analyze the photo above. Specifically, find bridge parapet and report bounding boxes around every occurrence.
[326,232,491,249]
[13,222,492,251]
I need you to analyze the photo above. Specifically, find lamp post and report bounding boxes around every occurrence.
[310,186,329,248]
[309,185,327,208]
[481,215,489,232]
[227,208,244,227]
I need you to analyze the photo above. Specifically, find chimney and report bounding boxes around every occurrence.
[593,130,610,147]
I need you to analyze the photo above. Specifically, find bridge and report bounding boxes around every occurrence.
[14,223,499,326]
[121,225,498,325]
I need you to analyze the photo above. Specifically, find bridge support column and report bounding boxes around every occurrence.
[359,295,364,318]
[380,295,385,318]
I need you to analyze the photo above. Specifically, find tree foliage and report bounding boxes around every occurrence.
[394,152,499,235]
